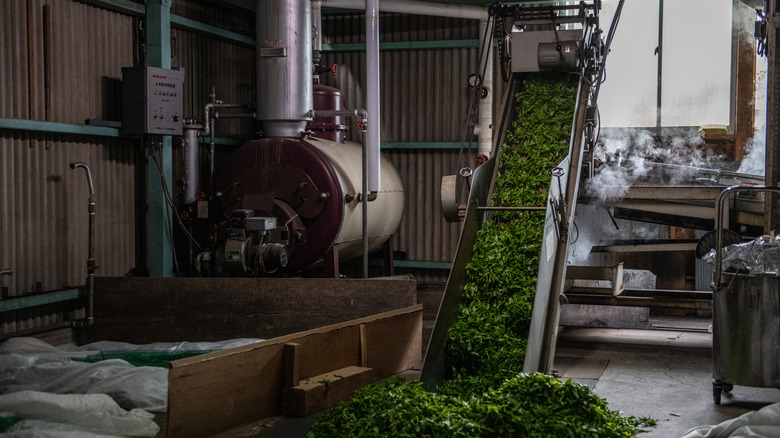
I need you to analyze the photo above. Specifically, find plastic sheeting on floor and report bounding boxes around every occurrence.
[0,391,159,437]
[0,337,262,437]
[680,402,780,438]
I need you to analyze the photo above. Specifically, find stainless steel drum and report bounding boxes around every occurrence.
[712,273,780,403]
[711,186,780,404]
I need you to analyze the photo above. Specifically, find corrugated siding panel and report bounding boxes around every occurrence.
[172,1,254,38]
[323,13,479,43]
[0,132,136,296]
[386,149,462,263]
[319,12,498,282]
[0,131,136,335]
[173,28,255,138]
[1,1,137,335]
[321,49,480,142]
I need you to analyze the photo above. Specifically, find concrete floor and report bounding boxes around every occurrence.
[557,323,780,437]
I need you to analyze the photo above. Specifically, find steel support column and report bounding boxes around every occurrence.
[146,0,174,277]
[766,2,780,232]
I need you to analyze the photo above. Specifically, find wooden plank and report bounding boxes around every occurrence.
[284,343,300,387]
[167,304,422,438]
[282,366,372,416]
[561,357,609,380]
[89,276,417,344]
[359,324,367,368]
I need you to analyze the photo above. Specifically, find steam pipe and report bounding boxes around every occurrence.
[310,108,377,277]
[366,0,380,193]
[182,122,201,205]
[476,17,493,158]
[200,102,253,137]
[69,162,95,329]
[309,108,378,202]
[313,0,323,67]
[322,0,484,19]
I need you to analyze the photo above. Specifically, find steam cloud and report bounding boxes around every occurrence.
[586,129,721,203]
[737,125,766,176]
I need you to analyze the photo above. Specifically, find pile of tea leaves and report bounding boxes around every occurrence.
[307,74,655,437]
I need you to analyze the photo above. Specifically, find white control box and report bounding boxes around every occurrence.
[122,66,184,135]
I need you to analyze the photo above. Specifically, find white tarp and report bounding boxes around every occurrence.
[0,337,262,437]
[0,391,159,437]
[680,402,780,438]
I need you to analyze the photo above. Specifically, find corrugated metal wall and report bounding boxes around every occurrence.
[320,12,503,283]
[1,1,497,335]
[172,29,255,137]
[0,0,139,334]
[0,0,137,294]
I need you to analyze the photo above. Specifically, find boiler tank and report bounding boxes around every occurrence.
[216,136,404,271]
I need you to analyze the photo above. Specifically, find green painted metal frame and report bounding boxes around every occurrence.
[76,0,254,47]
[75,0,144,16]
[77,1,488,50]
[0,117,244,146]
[170,15,255,46]
[0,118,120,137]
[322,39,480,52]
[361,259,453,269]
[0,288,82,313]
[146,0,175,277]
[381,141,462,150]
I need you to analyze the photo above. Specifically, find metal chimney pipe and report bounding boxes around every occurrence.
[366,0,380,193]
[256,0,313,138]
[182,121,201,204]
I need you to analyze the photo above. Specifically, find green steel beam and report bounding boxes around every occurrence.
[392,260,453,269]
[221,0,254,12]
[0,117,248,145]
[0,119,459,151]
[0,118,120,137]
[198,137,245,145]
[170,15,255,46]
[322,39,480,52]
[75,0,144,16]
[381,142,462,150]
[0,288,82,313]
[146,0,175,277]
[355,259,453,269]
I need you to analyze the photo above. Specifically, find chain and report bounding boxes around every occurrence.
[496,17,512,82]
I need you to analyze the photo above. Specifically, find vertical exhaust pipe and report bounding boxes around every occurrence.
[366,0,381,193]
[256,0,313,138]
[70,162,96,328]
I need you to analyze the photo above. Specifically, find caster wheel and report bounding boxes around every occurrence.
[713,382,722,405]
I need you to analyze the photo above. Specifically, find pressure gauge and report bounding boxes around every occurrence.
[467,73,482,88]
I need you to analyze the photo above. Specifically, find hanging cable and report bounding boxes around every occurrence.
[593,0,626,100]
[147,138,204,274]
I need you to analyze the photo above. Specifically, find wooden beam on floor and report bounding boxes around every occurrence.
[166,304,423,438]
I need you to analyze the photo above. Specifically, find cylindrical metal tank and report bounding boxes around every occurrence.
[256,0,313,137]
[308,80,349,143]
[215,137,404,271]
[713,273,780,389]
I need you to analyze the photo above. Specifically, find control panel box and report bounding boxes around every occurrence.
[122,66,184,135]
